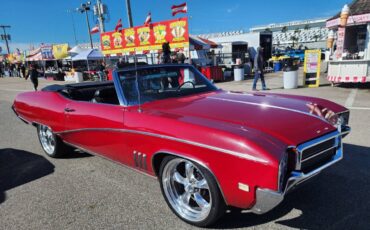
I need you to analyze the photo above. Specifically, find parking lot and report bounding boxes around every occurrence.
[1,72,370,229]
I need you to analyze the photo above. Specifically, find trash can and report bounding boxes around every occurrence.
[283,65,299,89]
[273,61,281,72]
[234,65,244,81]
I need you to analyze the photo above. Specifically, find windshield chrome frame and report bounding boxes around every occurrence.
[112,64,218,107]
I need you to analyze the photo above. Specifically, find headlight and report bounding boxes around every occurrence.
[278,154,288,192]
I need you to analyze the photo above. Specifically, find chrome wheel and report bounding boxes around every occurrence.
[162,158,212,222]
[38,125,55,155]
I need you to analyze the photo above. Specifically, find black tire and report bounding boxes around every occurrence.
[37,124,72,158]
[159,156,226,227]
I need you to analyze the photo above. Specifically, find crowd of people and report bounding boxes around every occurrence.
[0,61,43,91]
[0,62,26,78]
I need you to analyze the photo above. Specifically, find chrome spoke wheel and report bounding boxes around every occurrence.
[38,125,55,155]
[162,158,212,222]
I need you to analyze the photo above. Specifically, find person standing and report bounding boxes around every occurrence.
[116,58,126,69]
[98,61,106,81]
[0,62,3,78]
[28,64,39,91]
[162,42,171,64]
[21,64,26,79]
[17,64,22,78]
[9,64,14,77]
[252,47,268,91]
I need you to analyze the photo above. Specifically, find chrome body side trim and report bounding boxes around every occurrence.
[251,128,348,214]
[62,140,157,179]
[55,128,268,163]
[208,96,330,124]
[151,151,228,206]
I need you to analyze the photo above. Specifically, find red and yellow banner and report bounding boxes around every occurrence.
[100,17,189,55]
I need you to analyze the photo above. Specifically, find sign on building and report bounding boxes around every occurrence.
[100,17,189,55]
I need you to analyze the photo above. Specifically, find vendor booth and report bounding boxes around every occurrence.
[326,0,370,83]
[189,35,224,81]
[68,49,104,82]
[26,44,70,81]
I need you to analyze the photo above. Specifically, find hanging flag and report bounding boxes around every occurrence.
[171,2,187,16]
[144,12,152,26]
[115,18,123,31]
[90,25,100,34]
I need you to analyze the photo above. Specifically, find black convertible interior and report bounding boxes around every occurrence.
[42,82,120,105]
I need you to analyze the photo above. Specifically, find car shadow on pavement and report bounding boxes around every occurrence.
[214,143,370,229]
[57,148,92,159]
[0,148,55,204]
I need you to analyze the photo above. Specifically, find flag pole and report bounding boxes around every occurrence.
[125,0,134,27]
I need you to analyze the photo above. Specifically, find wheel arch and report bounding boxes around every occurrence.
[151,151,228,206]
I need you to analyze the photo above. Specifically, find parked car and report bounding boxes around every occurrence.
[12,64,350,227]
[286,50,305,62]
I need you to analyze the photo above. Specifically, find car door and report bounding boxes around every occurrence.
[61,100,130,164]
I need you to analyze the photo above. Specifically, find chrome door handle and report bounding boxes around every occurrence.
[64,108,75,112]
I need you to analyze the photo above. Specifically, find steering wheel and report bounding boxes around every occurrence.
[177,81,195,91]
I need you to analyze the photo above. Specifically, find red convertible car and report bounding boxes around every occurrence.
[12,64,350,227]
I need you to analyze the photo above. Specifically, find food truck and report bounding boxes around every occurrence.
[326,1,370,84]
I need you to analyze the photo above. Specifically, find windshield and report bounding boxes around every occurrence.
[118,65,217,106]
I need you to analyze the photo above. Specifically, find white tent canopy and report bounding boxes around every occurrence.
[69,46,87,55]
[71,49,104,61]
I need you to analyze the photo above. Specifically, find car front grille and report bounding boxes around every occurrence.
[297,133,339,173]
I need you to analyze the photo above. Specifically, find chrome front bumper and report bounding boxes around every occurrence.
[251,127,350,214]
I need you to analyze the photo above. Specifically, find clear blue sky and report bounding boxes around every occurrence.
[0,0,350,52]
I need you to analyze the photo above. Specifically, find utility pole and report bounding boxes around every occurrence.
[125,0,133,27]
[85,10,94,49]
[95,0,106,33]
[77,2,93,49]
[0,25,11,54]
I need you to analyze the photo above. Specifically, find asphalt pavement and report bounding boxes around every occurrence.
[0,72,369,230]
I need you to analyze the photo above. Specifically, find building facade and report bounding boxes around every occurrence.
[250,18,329,49]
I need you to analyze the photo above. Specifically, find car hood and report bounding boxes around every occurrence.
[143,91,337,146]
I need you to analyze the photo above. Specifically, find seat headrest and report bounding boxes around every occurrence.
[94,88,116,98]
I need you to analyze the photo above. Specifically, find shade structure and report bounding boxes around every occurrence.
[26,52,43,61]
[69,46,87,55]
[189,35,211,50]
[71,49,104,61]
[198,37,221,48]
